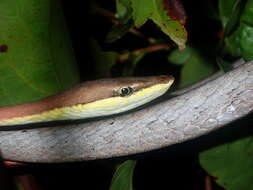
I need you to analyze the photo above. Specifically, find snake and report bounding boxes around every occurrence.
[0,75,174,127]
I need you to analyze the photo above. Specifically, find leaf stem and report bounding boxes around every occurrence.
[119,43,172,62]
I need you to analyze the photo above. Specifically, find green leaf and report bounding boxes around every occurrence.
[130,0,187,49]
[108,0,133,43]
[122,53,145,76]
[239,0,253,60]
[131,0,153,27]
[168,47,215,88]
[225,27,243,57]
[116,0,132,23]
[223,0,253,60]
[219,0,243,35]
[168,47,193,65]
[0,0,79,106]
[216,57,233,72]
[152,0,187,50]
[180,58,214,88]
[106,20,133,43]
[225,23,253,61]
[240,0,253,24]
[239,23,253,60]
[110,160,136,190]
[199,135,253,190]
[89,39,118,78]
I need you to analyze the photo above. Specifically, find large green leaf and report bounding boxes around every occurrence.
[110,160,136,190]
[0,0,79,106]
[199,135,253,190]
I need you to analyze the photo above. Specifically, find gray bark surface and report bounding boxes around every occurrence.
[0,60,252,163]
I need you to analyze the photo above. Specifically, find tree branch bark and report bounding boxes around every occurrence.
[0,59,252,163]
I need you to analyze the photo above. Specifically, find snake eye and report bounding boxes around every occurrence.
[120,87,133,97]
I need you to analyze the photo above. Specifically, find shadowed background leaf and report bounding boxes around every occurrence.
[222,0,253,61]
[110,160,136,190]
[0,0,79,106]
[199,134,253,190]
[168,46,215,88]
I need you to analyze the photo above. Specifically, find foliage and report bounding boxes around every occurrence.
[199,134,253,190]
[168,46,215,88]
[110,160,136,190]
[222,0,253,60]
[0,0,79,106]
[108,0,187,49]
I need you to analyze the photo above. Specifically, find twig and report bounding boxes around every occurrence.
[205,175,213,190]
[94,7,155,43]
[119,43,171,62]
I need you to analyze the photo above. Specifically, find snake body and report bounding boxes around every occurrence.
[0,75,174,127]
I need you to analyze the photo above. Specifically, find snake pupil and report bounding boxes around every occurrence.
[120,87,133,97]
